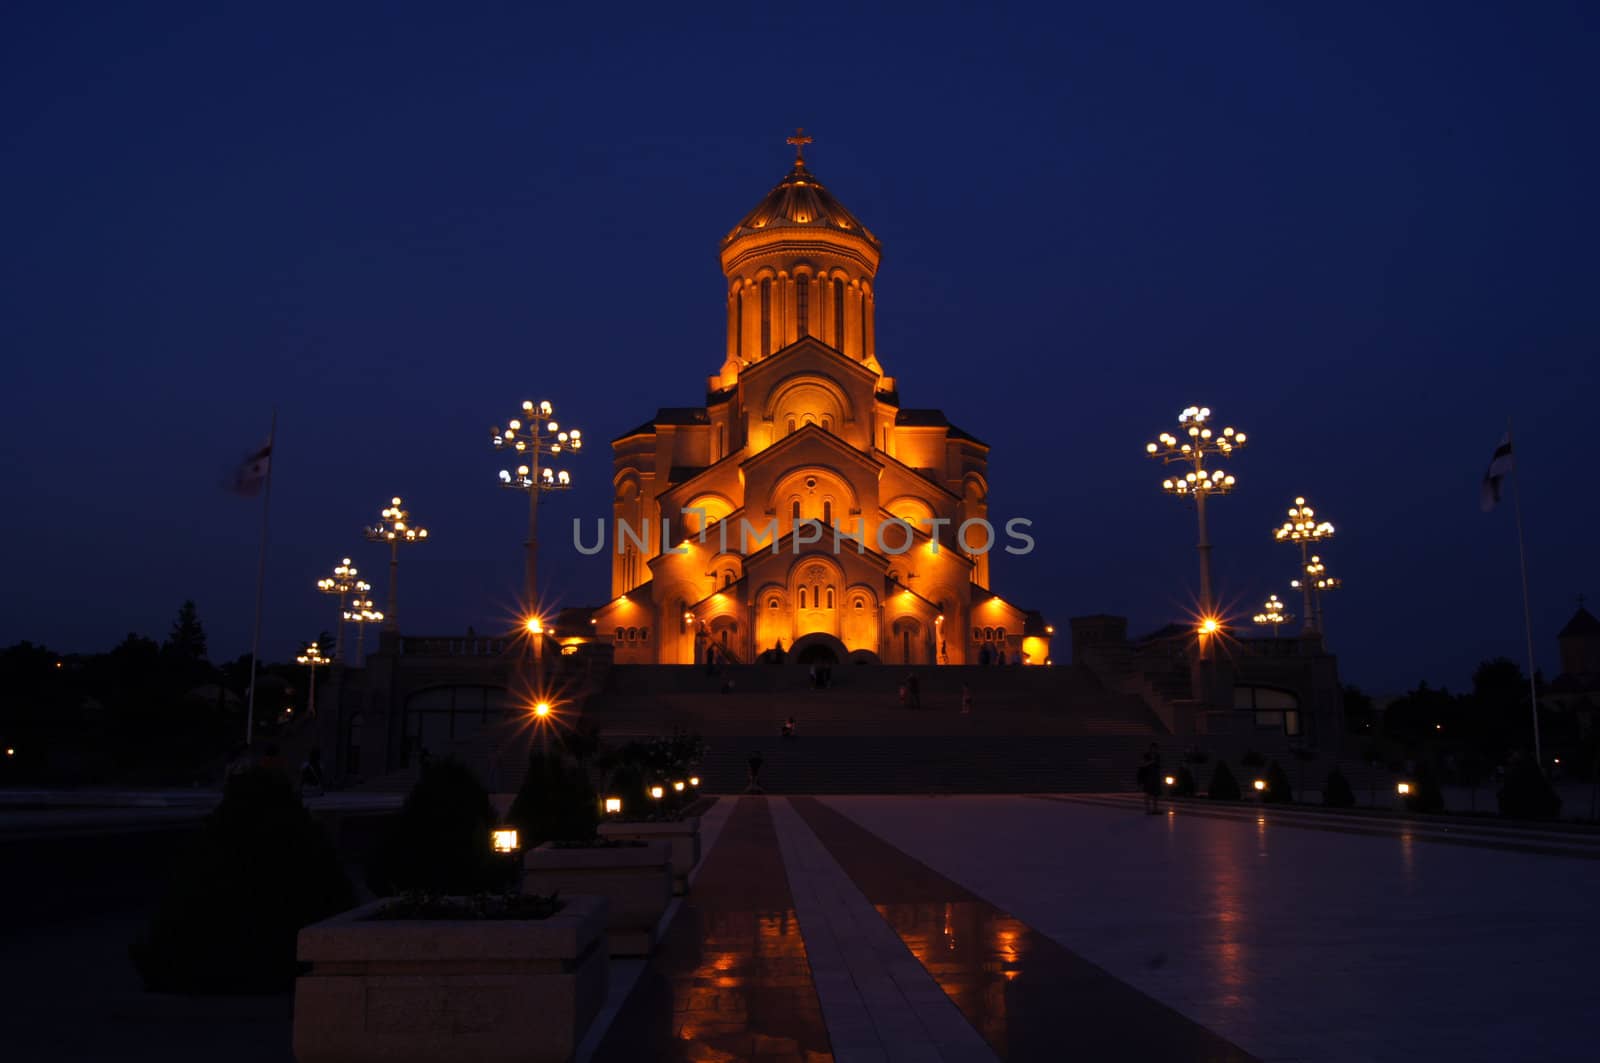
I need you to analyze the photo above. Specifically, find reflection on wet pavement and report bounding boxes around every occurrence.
[591,797,833,1063]
[790,796,1256,1062]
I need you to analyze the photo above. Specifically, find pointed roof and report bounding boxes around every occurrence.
[723,159,880,250]
[1559,606,1600,639]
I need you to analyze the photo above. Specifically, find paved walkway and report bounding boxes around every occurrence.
[586,794,1600,1063]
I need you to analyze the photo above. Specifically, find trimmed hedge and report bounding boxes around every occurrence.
[508,749,599,847]
[1262,761,1293,804]
[367,759,499,896]
[130,767,354,994]
[1208,761,1242,801]
[1322,766,1356,808]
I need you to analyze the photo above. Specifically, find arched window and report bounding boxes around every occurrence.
[723,570,735,588]
[854,597,864,610]
[861,294,868,357]
[796,274,810,336]
[984,627,994,640]
[760,278,772,356]
[791,499,801,521]
[626,627,638,641]
[823,500,833,525]
[716,423,725,459]
[735,287,744,361]
[996,627,1006,642]
[768,596,780,609]
[787,417,796,435]
[832,280,845,349]
[799,587,808,609]
[640,628,649,642]
[615,627,624,642]
[825,587,835,609]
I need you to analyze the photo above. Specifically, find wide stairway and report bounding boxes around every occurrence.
[361,664,1181,795]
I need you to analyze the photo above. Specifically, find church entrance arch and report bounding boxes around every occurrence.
[790,632,848,668]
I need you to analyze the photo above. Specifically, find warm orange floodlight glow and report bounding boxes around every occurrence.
[650,785,665,800]
[689,776,701,787]
[1397,782,1412,796]
[533,701,551,718]
[604,797,622,814]
[1253,779,1267,792]
[1199,616,1221,636]
[673,780,686,792]
[1164,775,1176,787]
[525,616,543,635]
[491,828,519,853]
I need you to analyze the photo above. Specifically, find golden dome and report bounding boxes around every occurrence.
[723,160,880,250]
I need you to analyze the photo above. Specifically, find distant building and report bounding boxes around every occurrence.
[587,142,1050,668]
[1548,601,1600,714]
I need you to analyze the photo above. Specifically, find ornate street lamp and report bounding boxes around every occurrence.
[343,596,383,664]
[295,641,329,718]
[491,400,582,687]
[1146,405,1247,653]
[315,557,368,663]
[1273,496,1334,635]
[1291,554,1342,635]
[1251,594,1294,638]
[365,497,429,631]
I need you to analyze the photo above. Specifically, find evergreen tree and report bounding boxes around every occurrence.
[164,600,208,663]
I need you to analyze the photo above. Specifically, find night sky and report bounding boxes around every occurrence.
[4,2,1597,695]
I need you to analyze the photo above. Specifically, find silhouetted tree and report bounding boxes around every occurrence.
[164,600,209,664]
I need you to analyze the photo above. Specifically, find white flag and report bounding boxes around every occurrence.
[232,441,272,496]
[1480,433,1513,512]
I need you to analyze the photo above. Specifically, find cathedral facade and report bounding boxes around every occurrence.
[589,142,1051,668]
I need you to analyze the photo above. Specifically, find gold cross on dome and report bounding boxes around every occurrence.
[786,127,813,163]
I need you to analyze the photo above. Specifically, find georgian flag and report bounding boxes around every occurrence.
[232,441,272,496]
[1480,433,1513,512]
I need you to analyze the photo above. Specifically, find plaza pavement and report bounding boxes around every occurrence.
[584,794,1600,1063]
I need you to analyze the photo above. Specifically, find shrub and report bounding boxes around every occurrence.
[1498,756,1561,820]
[1263,761,1293,804]
[508,749,598,847]
[130,767,354,994]
[1402,761,1446,814]
[1322,766,1356,808]
[367,759,499,896]
[1208,761,1241,801]
[1174,765,1197,797]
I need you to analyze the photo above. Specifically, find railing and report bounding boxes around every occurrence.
[398,636,512,658]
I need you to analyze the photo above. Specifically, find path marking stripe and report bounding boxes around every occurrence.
[789,795,1258,1063]
[589,796,836,1063]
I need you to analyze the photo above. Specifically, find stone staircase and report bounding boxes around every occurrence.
[357,664,1180,795]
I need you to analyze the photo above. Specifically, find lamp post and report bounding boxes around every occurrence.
[1146,406,1247,655]
[365,497,429,632]
[1273,497,1334,635]
[1291,555,1342,635]
[491,400,582,689]
[1252,594,1293,639]
[315,558,367,663]
[343,596,383,664]
[295,641,329,718]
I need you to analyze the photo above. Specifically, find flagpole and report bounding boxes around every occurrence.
[245,409,277,747]
[1507,416,1542,767]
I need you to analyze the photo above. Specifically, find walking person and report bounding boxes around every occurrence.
[747,750,765,793]
[961,683,973,715]
[1139,743,1162,814]
[907,672,921,710]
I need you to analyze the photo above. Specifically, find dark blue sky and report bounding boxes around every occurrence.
[3,2,1596,694]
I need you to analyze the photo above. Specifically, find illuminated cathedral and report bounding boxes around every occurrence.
[590,136,1051,667]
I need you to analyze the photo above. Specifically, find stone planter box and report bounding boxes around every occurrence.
[524,840,672,956]
[292,894,608,1063]
[597,816,701,895]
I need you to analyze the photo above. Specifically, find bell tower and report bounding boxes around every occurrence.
[717,131,883,387]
